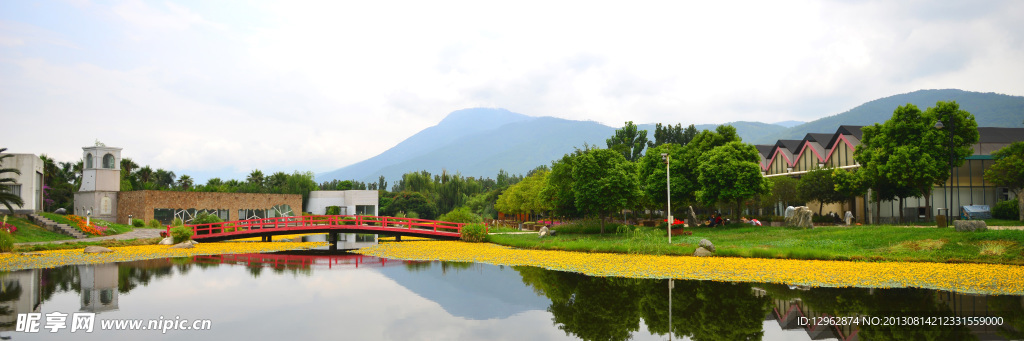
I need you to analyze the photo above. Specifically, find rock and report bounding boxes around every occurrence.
[698,239,715,252]
[158,237,174,245]
[83,246,113,253]
[786,206,814,228]
[784,206,795,220]
[693,247,713,257]
[539,226,550,238]
[549,230,557,236]
[19,252,43,256]
[189,240,199,245]
[54,208,67,215]
[954,220,988,232]
[170,241,194,249]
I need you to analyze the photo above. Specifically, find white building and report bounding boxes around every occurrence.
[0,153,44,214]
[306,190,379,215]
[73,145,122,222]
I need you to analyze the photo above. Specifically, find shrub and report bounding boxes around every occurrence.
[0,230,13,252]
[993,199,1020,220]
[172,217,184,226]
[147,219,163,228]
[438,207,483,224]
[406,211,419,219]
[132,219,144,227]
[170,225,193,243]
[460,223,488,243]
[325,206,341,215]
[192,212,222,225]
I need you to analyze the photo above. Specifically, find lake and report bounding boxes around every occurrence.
[1,251,1021,340]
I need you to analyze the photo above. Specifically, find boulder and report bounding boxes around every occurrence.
[170,241,194,249]
[54,208,67,215]
[954,220,988,232]
[83,246,113,254]
[786,206,814,228]
[784,206,795,220]
[158,237,174,245]
[693,247,713,257]
[698,239,715,252]
[539,226,550,238]
[189,240,199,245]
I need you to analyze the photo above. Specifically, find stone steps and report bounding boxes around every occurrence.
[27,213,87,239]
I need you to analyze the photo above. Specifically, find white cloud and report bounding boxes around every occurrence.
[1,0,1022,182]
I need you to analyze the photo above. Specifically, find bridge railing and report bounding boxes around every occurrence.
[187,215,465,238]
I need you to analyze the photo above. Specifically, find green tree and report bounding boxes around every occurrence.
[675,125,742,206]
[696,141,772,220]
[495,170,550,219]
[386,192,437,219]
[176,175,194,190]
[797,167,844,215]
[984,141,1024,221]
[606,121,649,162]
[572,148,639,233]
[647,123,698,149]
[0,148,25,213]
[541,147,591,218]
[246,169,265,190]
[764,176,799,214]
[636,143,686,216]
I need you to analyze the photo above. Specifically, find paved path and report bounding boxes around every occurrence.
[16,228,164,246]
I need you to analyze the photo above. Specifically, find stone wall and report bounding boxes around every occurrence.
[117,190,302,224]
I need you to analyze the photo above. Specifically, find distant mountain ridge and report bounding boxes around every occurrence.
[317,89,1024,183]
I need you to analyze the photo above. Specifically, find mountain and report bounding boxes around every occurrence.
[773,120,805,128]
[751,89,1024,144]
[319,89,1023,183]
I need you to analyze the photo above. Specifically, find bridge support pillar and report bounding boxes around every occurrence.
[328,232,337,244]
[395,235,401,242]
[261,235,273,242]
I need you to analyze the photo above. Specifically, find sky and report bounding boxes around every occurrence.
[3,0,1023,183]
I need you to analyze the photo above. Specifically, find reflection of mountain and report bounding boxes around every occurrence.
[376,262,550,320]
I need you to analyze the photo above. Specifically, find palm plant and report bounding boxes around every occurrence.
[0,148,25,213]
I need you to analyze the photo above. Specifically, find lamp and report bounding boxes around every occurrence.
[662,153,672,243]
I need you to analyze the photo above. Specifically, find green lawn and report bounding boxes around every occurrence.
[4,216,75,243]
[39,212,135,235]
[487,220,1024,265]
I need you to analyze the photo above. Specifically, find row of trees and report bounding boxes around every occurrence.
[496,123,773,232]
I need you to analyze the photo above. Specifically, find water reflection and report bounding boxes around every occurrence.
[0,253,1020,340]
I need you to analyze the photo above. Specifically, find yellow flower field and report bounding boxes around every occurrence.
[0,241,327,271]
[355,240,1024,295]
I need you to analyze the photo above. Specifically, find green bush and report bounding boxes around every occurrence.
[325,206,341,216]
[191,212,222,225]
[460,223,488,243]
[993,199,1020,220]
[170,225,193,243]
[0,230,13,252]
[438,207,483,224]
[172,217,184,226]
[132,218,144,227]
[147,219,163,228]
[406,211,419,219]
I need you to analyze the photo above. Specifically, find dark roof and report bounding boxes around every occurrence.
[805,133,834,143]
[978,127,1024,143]
[827,125,864,149]
[755,145,774,157]
[778,140,801,154]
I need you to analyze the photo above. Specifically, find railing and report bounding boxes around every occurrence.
[185,215,465,240]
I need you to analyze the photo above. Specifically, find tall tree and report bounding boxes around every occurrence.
[797,167,844,215]
[0,148,25,213]
[636,143,686,217]
[765,176,799,213]
[696,141,772,220]
[648,123,698,149]
[246,169,265,190]
[540,148,588,218]
[176,175,194,190]
[572,148,639,233]
[984,141,1024,221]
[675,125,742,206]
[606,121,649,162]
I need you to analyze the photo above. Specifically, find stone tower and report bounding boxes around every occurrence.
[73,145,122,222]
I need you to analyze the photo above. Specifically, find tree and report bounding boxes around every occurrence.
[572,149,639,233]
[606,121,649,162]
[176,175,194,190]
[648,123,698,149]
[856,102,978,223]
[246,169,265,189]
[385,192,437,219]
[495,170,550,219]
[985,141,1024,221]
[636,143,686,217]
[0,148,25,213]
[696,141,772,220]
[765,176,799,213]
[675,125,742,206]
[540,149,586,218]
[797,167,845,215]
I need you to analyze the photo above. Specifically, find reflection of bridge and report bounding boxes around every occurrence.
[192,253,417,269]
[186,215,464,242]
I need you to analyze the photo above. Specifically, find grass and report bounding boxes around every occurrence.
[486,220,1024,265]
[39,212,136,235]
[4,216,75,243]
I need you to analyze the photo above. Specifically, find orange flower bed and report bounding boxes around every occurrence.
[66,215,108,236]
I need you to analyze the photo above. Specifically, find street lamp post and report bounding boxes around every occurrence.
[662,153,672,244]
[935,116,955,225]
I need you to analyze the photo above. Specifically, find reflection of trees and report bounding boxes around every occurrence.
[989,295,1024,340]
[759,284,976,341]
[516,266,770,341]
[118,262,174,294]
[40,266,80,302]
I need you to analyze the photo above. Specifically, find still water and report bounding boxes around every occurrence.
[1,251,1022,340]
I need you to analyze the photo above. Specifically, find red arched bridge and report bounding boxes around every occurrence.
[183,215,465,242]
